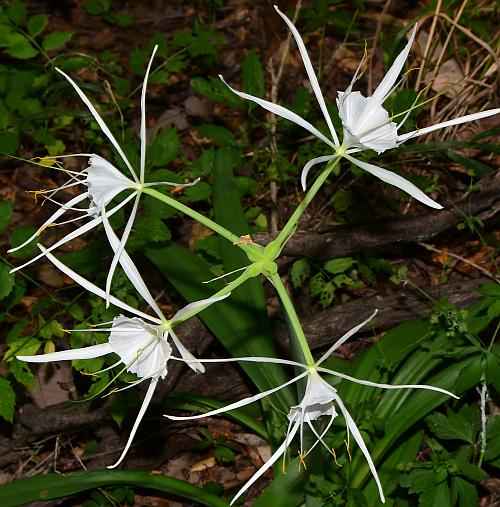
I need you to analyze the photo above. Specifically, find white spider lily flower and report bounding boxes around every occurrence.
[165,310,458,504]
[18,246,229,468]
[221,5,499,208]
[335,26,417,154]
[9,45,198,302]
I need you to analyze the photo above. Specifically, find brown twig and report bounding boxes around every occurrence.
[418,242,500,282]
[367,0,393,95]
[415,0,442,91]
[253,172,500,261]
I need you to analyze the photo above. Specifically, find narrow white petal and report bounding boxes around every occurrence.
[398,108,500,143]
[142,177,200,189]
[101,210,164,320]
[39,245,161,323]
[372,25,417,104]
[316,310,378,367]
[229,421,300,505]
[171,293,231,322]
[274,5,339,146]
[169,330,204,374]
[107,378,158,469]
[220,75,336,149]
[7,193,88,253]
[55,68,138,182]
[165,371,307,420]
[317,366,459,399]
[18,342,112,363]
[10,192,137,274]
[140,45,158,182]
[332,391,385,503]
[104,194,141,307]
[300,155,335,191]
[346,155,443,209]
[170,355,306,369]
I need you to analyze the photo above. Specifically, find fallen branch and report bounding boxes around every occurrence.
[254,173,500,261]
[276,277,489,351]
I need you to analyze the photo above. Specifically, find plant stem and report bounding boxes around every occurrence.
[143,187,240,244]
[274,156,340,250]
[269,272,314,366]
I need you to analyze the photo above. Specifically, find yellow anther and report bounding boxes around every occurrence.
[331,448,342,467]
[357,40,369,81]
[27,189,48,204]
[32,156,58,167]
[37,223,56,236]
[81,370,98,377]
[298,451,308,470]
[102,387,118,398]
[281,462,287,475]
[344,439,352,461]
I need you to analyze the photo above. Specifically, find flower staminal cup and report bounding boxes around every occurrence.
[221,5,499,209]
[18,246,228,468]
[165,310,459,504]
[9,45,198,305]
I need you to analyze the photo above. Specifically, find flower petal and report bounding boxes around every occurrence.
[140,45,158,182]
[220,75,337,150]
[7,192,88,253]
[170,355,305,369]
[107,378,158,469]
[316,310,378,367]
[18,342,112,362]
[55,68,138,183]
[39,246,161,323]
[142,177,200,189]
[274,6,339,146]
[10,192,137,274]
[104,193,141,307]
[372,25,417,104]
[398,108,500,143]
[345,155,443,209]
[317,366,459,399]
[165,371,307,420]
[171,293,230,323]
[331,391,385,503]
[169,330,204,374]
[300,155,336,191]
[101,209,164,320]
[229,421,300,505]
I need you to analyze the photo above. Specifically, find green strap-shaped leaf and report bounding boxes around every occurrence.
[211,148,294,402]
[350,354,476,491]
[0,470,228,507]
